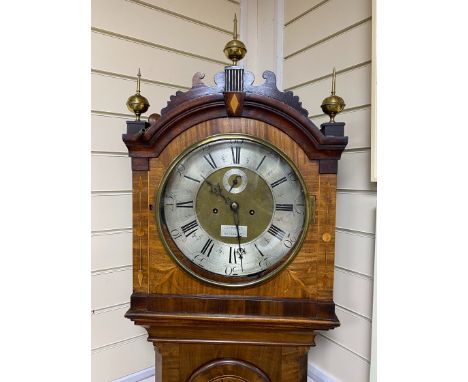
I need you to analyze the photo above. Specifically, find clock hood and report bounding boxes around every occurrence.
[123,68,348,170]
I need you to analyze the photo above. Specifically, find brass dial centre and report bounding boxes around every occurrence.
[196,167,273,245]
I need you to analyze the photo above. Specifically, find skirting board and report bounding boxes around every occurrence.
[111,362,336,382]
[308,362,337,382]
[112,367,155,382]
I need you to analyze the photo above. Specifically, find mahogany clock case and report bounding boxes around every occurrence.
[123,70,348,381]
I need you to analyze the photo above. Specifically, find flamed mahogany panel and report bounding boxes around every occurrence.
[316,174,337,300]
[132,171,150,292]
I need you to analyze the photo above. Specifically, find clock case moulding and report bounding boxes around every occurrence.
[122,67,348,381]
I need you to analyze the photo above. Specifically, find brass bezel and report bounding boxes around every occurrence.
[155,134,310,288]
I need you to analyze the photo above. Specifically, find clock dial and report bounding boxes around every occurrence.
[157,135,309,287]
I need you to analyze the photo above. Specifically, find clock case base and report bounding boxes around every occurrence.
[126,240,339,381]
[126,293,338,381]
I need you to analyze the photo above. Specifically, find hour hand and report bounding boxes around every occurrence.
[203,177,232,205]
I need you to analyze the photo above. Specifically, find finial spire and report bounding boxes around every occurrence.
[233,14,238,39]
[331,67,336,95]
[223,13,247,65]
[136,68,141,94]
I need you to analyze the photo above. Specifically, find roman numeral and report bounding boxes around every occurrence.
[231,146,241,164]
[254,243,265,257]
[256,155,266,171]
[270,176,287,188]
[201,238,214,257]
[287,171,297,182]
[229,247,237,264]
[181,220,198,237]
[183,175,200,183]
[275,203,293,211]
[176,200,194,208]
[203,153,217,169]
[268,224,286,241]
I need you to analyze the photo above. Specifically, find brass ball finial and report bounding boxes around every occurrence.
[321,68,346,123]
[126,68,150,121]
[223,14,247,65]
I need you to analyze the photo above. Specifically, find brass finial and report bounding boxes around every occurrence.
[126,68,150,121]
[321,67,346,123]
[223,13,247,65]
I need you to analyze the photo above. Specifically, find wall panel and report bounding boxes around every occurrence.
[92,155,132,192]
[92,304,146,349]
[335,230,375,277]
[91,336,154,381]
[334,268,373,319]
[284,0,371,58]
[289,64,371,116]
[338,150,376,191]
[92,268,133,310]
[92,0,230,63]
[284,0,325,25]
[324,306,372,360]
[92,230,132,271]
[141,0,239,31]
[284,20,371,88]
[92,114,129,153]
[308,335,370,382]
[336,191,376,234]
[284,1,375,380]
[92,193,132,233]
[91,32,223,88]
[91,72,181,116]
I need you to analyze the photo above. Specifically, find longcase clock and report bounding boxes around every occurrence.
[122,63,348,380]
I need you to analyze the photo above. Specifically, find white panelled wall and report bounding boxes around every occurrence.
[283,0,375,381]
[91,0,239,380]
[92,0,374,381]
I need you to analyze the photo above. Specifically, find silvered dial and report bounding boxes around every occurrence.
[158,135,308,287]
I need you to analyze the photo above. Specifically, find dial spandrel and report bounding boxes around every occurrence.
[158,135,309,287]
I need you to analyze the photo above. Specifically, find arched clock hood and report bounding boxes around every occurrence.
[123,68,348,172]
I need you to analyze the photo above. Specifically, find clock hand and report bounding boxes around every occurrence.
[230,201,244,272]
[204,175,245,271]
[202,176,232,205]
[228,175,240,192]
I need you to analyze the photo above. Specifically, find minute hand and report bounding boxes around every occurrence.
[231,201,244,272]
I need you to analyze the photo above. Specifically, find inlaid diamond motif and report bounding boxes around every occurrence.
[229,94,239,114]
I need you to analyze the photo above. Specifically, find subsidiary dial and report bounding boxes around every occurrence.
[223,168,248,194]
